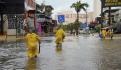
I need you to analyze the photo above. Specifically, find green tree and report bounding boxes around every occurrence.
[71,1,88,35]
[39,4,54,33]
[45,5,54,17]
[73,20,80,35]
[68,23,74,34]
[39,4,54,17]
[71,1,89,22]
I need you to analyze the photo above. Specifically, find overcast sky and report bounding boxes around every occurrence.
[36,0,94,18]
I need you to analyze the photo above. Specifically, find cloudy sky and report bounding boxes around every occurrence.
[36,0,94,18]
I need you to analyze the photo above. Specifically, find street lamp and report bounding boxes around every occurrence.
[85,7,88,26]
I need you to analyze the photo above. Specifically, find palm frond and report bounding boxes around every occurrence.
[81,3,89,7]
[70,1,89,12]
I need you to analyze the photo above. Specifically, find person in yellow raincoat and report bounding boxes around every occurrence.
[55,27,65,48]
[101,29,106,39]
[25,30,41,58]
[109,29,113,39]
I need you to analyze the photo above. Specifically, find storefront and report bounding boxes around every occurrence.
[36,14,57,33]
[0,0,36,35]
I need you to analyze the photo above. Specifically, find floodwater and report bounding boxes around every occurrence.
[0,35,121,70]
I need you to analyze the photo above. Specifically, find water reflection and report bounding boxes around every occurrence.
[25,58,37,70]
[1,36,121,70]
[56,47,62,54]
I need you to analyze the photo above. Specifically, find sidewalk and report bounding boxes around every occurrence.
[0,33,54,42]
[0,35,24,42]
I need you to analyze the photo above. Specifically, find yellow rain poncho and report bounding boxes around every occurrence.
[25,33,40,58]
[102,30,106,38]
[55,28,65,44]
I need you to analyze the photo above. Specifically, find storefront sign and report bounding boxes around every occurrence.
[102,0,121,7]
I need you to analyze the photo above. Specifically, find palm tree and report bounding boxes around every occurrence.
[71,1,89,35]
[71,1,89,22]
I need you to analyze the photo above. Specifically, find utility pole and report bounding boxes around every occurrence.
[85,7,88,27]
[100,0,103,28]
[108,6,111,26]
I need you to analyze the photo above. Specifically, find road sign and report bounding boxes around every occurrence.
[58,15,65,23]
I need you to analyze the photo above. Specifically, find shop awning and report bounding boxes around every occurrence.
[103,9,119,14]
[101,26,113,30]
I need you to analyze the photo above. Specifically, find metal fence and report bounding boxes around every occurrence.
[0,14,25,36]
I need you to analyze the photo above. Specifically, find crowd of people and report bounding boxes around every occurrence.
[99,28,113,39]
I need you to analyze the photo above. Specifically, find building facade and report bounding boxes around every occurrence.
[0,0,36,35]
[56,11,94,25]
[93,0,101,19]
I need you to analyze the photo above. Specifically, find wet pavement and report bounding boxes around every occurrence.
[0,34,121,70]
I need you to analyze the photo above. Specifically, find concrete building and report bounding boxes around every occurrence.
[93,0,101,19]
[56,11,94,25]
[54,0,102,25]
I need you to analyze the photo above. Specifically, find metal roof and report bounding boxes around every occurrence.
[0,0,25,14]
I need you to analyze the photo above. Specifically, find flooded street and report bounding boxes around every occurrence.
[0,35,121,70]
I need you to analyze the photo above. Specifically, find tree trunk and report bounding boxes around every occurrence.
[75,12,79,36]
[77,12,79,22]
